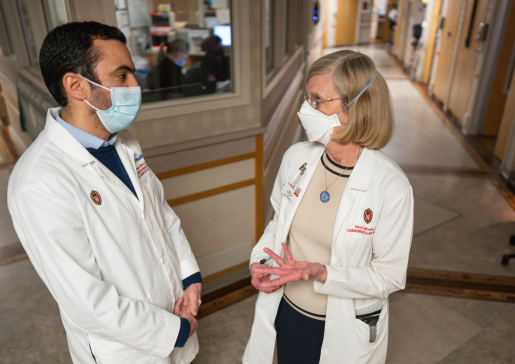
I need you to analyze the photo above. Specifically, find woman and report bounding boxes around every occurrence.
[243,50,413,364]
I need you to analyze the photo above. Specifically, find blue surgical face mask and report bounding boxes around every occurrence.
[175,60,186,67]
[78,74,142,134]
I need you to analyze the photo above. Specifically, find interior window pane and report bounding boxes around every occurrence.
[265,0,274,75]
[42,0,68,31]
[16,0,40,67]
[285,0,290,56]
[114,0,234,104]
[0,2,13,56]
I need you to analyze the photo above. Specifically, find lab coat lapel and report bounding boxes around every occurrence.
[95,161,136,197]
[279,145,325,244]
[44,108,96,167]
[332,147,375,243]
[45,108,138,199]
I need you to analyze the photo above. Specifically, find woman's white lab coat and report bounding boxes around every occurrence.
[243,141,413,364]
[8,108,199,364]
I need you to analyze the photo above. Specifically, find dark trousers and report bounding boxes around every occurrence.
[275,297,326,364]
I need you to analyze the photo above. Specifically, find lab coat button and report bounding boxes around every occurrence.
[324,348,330,354]
[161,257,165,264]
[332,259,338,264]
[327,321,333,326]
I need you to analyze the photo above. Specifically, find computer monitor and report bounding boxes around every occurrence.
[214,25,231,46]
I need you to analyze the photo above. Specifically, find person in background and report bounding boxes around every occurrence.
[147,38,190,100]
[8,22,201,364]
[199,35,230,94]
[388,5,398,31]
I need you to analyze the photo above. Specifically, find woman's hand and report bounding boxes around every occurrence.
[253,243,328,287]
[250,262,283,294]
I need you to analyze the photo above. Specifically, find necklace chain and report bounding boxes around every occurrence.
[321,149,362,203]
[324,153,351,192]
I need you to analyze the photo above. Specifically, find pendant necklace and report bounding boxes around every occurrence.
[320,153,351,203]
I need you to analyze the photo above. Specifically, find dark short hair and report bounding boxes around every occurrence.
[39,21,126,107]
[167,39,189,54]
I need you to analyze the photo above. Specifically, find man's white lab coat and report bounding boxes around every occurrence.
[8,108,199,364]
[243,142,413,364]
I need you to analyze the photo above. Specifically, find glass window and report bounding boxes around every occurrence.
[265,0,275,75]
[42,0,68,31]
[0,2,12,56]
[114,0,234,104]
[16,0,42,67]
[13,0,57,67]
[285,0,291,57]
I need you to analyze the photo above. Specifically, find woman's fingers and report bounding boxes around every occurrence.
[281,242,294,262]
[253,266,295,276]
[252,274,281,293]
[261,273,300,287]
[263,247,285,266]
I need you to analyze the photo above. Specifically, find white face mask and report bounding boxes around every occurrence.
[298,71,378,146]
[297,100,345,146]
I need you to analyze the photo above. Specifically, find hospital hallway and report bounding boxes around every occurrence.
[0,43,513,363]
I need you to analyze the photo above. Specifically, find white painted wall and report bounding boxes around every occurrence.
[325,0,339,48]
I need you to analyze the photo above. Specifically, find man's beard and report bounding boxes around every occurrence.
[89,85,113,134]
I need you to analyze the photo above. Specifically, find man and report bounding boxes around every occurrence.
[147,39,190,100]
[8,22,201,364]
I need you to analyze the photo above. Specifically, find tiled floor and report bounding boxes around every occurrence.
[2,260,515,364]
[1,43,515,363]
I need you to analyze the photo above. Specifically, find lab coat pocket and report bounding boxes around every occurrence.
[352,300,389,364]
[142,177,158,206]
[89,334,161,364]
[346,233,371,267]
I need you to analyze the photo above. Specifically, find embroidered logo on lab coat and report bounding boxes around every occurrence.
[90,191,102,205]
[135,154,149,179]
[364,208,373,224]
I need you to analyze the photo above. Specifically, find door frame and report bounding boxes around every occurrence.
[462,0,512,134]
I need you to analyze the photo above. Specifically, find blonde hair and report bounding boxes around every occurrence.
[306,50,394,149]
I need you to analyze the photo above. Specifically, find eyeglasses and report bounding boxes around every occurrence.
[304,92,340,110]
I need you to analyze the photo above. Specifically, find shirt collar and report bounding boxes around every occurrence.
[55,109,117,149]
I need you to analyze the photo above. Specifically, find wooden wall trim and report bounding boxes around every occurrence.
[404,283,515,303]
[203,261,250,283]
[155,152,256,180]
[167,179,256,207]
[408,268,515,286]
[197,283,258,319]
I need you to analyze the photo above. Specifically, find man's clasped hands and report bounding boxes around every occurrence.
[175,283,202,337]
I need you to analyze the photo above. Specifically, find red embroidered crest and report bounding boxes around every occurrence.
[90,191,102,206]
[364,208,373,224]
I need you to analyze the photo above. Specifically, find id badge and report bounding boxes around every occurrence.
[281,163,307,205]
[281,180,303,205]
